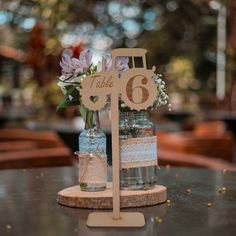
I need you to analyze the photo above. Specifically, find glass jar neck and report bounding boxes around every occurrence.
[134,111,149,120]
[120,111,149,122]
[120,111,134,121]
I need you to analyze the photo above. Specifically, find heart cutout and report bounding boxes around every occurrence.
[90,96,99,104]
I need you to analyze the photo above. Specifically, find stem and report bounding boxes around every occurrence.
[85,116,90,129]
[94,111,100,129]
[85,111,100,129]
[85,110,93,129]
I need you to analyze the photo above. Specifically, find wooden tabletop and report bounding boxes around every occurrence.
[0,166,236,236]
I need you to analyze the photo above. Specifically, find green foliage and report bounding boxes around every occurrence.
[57,85,80,110]
[79,102,94,128]
[57,98,80,110]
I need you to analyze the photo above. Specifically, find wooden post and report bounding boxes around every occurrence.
[79,48,160,227]
[111,88,120,220]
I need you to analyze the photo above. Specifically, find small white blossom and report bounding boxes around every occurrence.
[152,74,171,110]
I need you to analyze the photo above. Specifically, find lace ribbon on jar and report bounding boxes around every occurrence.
[120,136,157,169]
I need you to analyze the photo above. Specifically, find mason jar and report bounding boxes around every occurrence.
[77,111,107,192]
[120,111,158,190]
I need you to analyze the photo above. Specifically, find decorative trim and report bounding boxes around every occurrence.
[120,136,157,169]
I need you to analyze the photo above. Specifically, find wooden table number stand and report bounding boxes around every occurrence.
[57,48,167,227]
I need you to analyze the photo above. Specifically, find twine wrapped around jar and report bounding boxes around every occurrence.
[75,151,107,188]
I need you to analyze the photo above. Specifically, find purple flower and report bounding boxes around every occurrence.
[104,54,112,72]
[60,49,93,80]
[115,56,129,73]
[104,54,129,73]
[60,50,81,80]
[78,49,93,72]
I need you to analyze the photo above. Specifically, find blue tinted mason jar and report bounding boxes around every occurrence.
[78,111,107,192]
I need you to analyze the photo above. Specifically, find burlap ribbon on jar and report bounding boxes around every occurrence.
[120,136,158,169]
[75,152,107,187]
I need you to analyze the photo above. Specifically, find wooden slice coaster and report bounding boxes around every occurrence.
[57,183,167,209]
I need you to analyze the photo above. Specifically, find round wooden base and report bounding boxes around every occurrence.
[57,183,167,209]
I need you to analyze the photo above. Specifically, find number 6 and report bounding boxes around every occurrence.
[121,68,157,111]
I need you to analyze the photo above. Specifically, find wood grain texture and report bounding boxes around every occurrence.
[57,183,167,209]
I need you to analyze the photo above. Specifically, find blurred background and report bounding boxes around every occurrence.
[0,0,236,170]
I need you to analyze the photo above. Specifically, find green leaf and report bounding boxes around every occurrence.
[70,88,80,98]
[64,86,80,99]
[79,103,87,122]
[79,102,94,128]
[57,98,80,110]
[87,110,94,128]
[57,84,81,111]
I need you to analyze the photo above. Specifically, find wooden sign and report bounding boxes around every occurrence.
[80,48,158,227]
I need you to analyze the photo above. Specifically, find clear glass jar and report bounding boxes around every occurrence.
[78,111,107,192]
[120,111,158,190]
